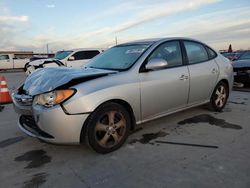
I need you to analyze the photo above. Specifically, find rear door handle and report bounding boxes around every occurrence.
[179,75,189,80]
[212,68,217,74]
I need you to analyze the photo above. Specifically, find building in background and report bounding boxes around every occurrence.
[0,51,54,59]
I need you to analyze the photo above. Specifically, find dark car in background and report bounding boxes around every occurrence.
[222,52,243,61]
[233,51,250,85]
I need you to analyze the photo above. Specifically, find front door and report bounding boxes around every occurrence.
[139,41,189,121]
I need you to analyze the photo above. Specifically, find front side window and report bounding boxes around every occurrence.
[84,51,100,59]
[0,55,9,60]
[184,41,209,64]
[72,51,100,60]
[87,44,150,70]
[72,51,85,60]
[148,41,183,67]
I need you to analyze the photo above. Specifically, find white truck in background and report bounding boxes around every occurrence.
[54,48,105,67]
[25,48,105,74]
[0,54,29,70]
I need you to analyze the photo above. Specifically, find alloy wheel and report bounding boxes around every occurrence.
[214,85,227,108]
[94,111,126,148]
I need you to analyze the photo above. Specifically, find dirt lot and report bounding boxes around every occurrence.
[0,71,250,188]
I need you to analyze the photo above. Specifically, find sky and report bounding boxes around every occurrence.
[0,0,250,53]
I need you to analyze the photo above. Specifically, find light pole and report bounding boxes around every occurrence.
[115,37,118,45]
[46,44,49,54]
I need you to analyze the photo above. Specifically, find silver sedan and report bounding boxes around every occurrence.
[13,37,234,153]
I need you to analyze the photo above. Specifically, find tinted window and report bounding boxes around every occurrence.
[73,50,100,60]
[0,55,9,60]
[148,41,182,67]
[84,51,100,59]
[184,41,209,64]
[206,46,217,59]
[72,51,85,60]
[239,51,250,60]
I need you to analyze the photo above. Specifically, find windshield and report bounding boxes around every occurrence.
[87,44,150,70]
[55,51,73,60]
[238,51,250,60]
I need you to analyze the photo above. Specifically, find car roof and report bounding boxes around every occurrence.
[118,37,205,46]
[57,48,105,52]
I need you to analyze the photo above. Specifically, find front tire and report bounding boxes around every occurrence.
[210,81,229,112]
[24,62,29,72]
[83,102,131,154]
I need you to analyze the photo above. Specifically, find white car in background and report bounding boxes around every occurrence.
[25,48,105,74]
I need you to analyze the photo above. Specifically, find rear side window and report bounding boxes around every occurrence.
[184,41,209,64]
[72,50,100,60]
[206,46,217,59]
[148,41,183,67]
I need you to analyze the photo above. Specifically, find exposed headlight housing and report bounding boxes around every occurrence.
[34,89,75,107]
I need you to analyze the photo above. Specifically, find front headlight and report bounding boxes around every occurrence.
[34,89,75,107]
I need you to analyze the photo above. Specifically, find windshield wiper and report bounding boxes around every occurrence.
[88,66,120,71]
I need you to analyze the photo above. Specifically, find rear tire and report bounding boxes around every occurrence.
[83,102,131,154]
[209,81,229,112]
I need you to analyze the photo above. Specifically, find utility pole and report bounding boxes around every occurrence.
[46,44,49,54]
[115,36,118,45]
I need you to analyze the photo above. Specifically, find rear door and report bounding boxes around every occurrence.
[68,50,100,67]
[182,40,219,105]
[0,55,13,69]
[139,40,189,121]
[13,56,28,69]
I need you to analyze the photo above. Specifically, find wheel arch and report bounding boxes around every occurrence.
[209,78,230,102]
[209,78,230,112]
[217,79,229,92]
[80,99,136,143]
[107,99,136,131]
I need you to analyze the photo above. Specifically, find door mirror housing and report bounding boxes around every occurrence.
[145,58,168,71]
[68,56,75,61]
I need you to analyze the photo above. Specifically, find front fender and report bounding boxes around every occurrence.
[62,82,141,123]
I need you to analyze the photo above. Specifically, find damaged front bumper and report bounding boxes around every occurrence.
[13,93,89,144]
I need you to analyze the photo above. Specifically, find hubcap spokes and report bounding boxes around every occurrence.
[95,111,126,148]
[215,86,226,107]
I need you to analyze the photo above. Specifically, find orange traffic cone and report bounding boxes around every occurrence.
[0,76,12,104]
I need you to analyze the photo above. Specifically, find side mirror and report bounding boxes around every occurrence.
[145,58,168,71]
[68,56,75,61]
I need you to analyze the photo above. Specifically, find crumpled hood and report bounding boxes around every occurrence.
[28,58,64,66]
[23,67,117,96]
[29,58,55,66]
[233,60,250,68]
